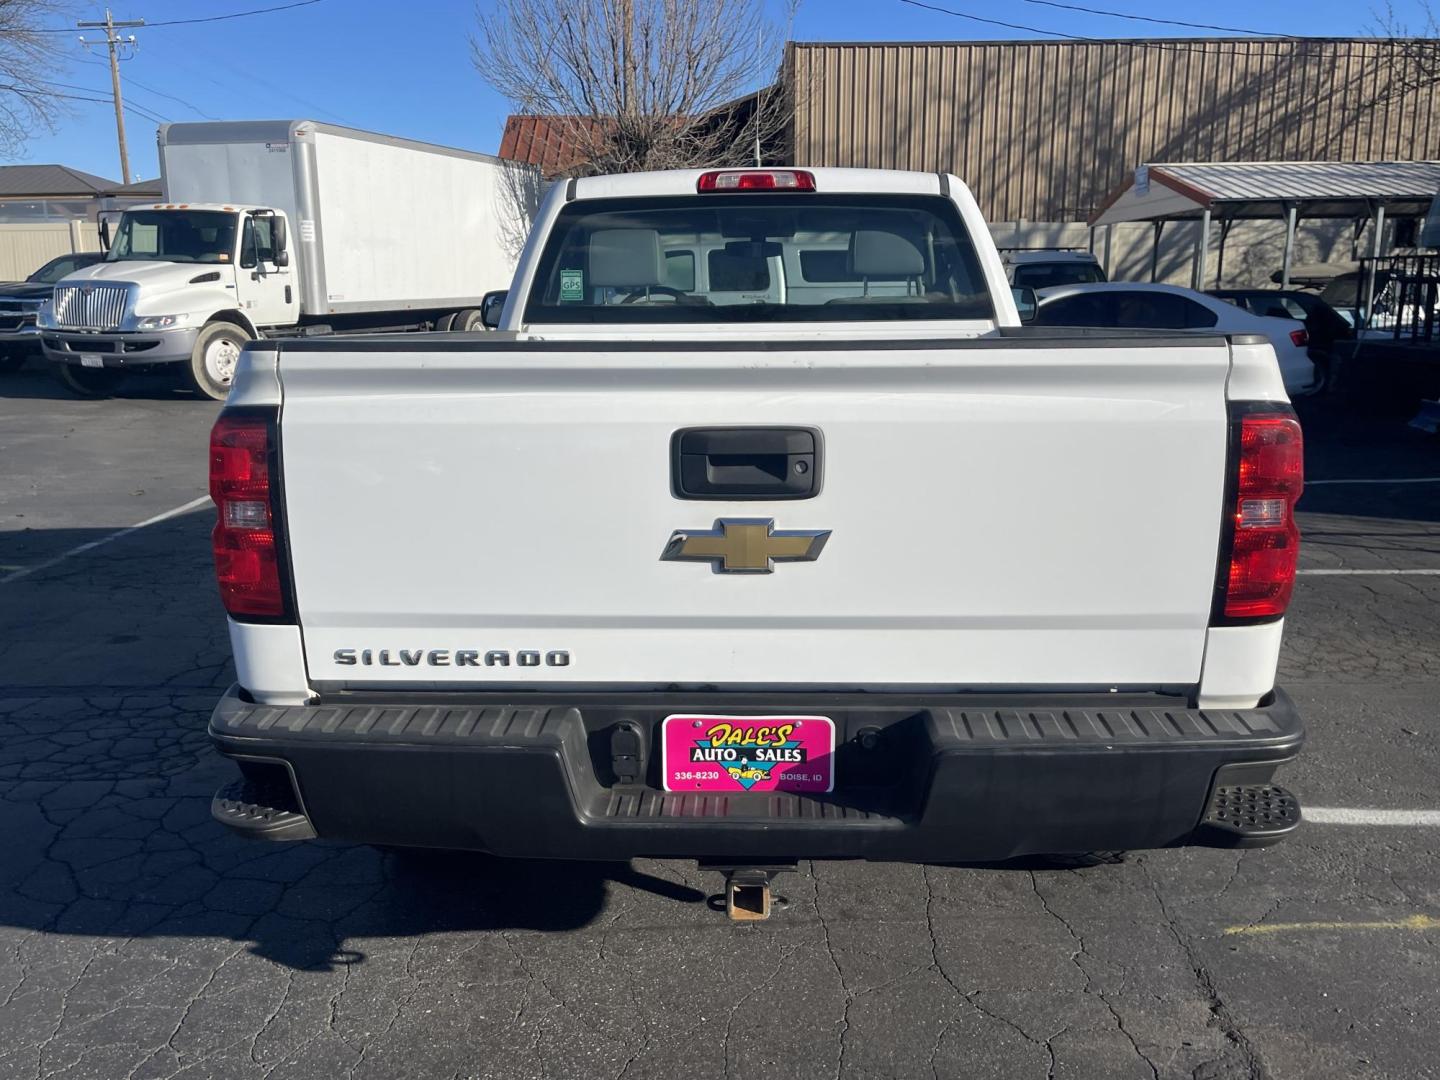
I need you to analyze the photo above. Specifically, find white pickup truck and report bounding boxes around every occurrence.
[206,167,1304,915]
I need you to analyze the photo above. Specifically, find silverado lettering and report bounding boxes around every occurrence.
[333,648,571,667]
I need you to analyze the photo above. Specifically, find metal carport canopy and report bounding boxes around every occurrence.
[1087,160,1440,290]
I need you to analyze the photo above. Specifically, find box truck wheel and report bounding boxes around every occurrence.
[450,308,484,332]
[188,321,250,400]
[55,364,125,398]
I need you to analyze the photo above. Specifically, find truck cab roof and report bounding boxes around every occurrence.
[1001,249,1100,265]
[570,166,955,200]
[131,203,259,213]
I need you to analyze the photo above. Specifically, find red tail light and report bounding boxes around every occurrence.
[1220,410,1303,620]
[697,169,816,193]
[210,411,290,620]
[1289,328,1309,347]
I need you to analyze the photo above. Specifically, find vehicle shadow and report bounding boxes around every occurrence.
[0,510,706,971]
[0,363,196,401]
[1294,397,1440,525]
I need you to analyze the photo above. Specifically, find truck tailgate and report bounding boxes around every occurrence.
[276,337,1232,690]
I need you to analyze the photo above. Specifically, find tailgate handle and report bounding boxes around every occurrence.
[672,427,820,500]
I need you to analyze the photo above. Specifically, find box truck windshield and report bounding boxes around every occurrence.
[106,210,238,265]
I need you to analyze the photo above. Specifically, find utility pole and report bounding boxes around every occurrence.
[78,10,144,184]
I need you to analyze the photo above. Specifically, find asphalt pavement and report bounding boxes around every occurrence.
[1,364,1438,1080]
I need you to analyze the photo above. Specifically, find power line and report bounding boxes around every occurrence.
[122,75,216,119]
[1020,1,1283,37]
[71,55,216,120]
[132,0,326,29]
[897,0,1074,39]
[895,0,1437,60]
[0,83,169,126]
[22,0,326,34]
[43,80,170,122]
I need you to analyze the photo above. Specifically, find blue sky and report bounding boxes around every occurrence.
[10,0,1434,181]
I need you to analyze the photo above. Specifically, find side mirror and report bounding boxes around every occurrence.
[271,216,289,267]
[1012,286,1038,324]
[481,289,507,330]
[98,219,112,251]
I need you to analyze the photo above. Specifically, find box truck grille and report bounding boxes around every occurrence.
[52,284,128,330]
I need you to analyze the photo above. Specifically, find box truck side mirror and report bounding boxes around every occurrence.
[272,217,289,267]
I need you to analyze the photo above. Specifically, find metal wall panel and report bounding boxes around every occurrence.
[0,223,101,282]
[789,40,1440,222]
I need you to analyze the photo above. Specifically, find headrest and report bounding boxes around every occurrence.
[849,230,925,277]
[589,229,664,288]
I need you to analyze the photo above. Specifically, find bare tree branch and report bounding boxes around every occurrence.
[472,0,800,174]
[1370,3,1440,101]
[0,2,79,157]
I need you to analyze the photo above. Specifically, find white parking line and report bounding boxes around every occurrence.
[1305,807,1440,826]
[1296,569,1440,576]
[1305,477,1440,485]
[0,496,212,587]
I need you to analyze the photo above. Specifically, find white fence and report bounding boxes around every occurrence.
[0,221,102,281]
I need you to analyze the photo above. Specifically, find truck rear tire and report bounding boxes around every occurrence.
[55,364,125,398]
[450,308,484,332]
[188,321,250,400]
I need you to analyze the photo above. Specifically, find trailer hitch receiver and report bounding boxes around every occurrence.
[701,861,796,922]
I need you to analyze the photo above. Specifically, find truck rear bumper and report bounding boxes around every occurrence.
[208,685,1304,861]
[42,327,197,366]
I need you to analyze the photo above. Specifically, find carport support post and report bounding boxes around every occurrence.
[1151,220,1164,282]
[1192,208,1212,290]
[1281,204,1298,289]
[1362,204,1386,327]
[1216,218,1235,287]
[1103,224,1114,277]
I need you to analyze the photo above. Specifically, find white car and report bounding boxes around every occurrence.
[1033,282,1318,395]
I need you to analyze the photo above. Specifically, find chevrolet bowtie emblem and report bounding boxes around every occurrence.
[661,518,830,574]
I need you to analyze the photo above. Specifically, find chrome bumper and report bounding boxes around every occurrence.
[0,319,40,345]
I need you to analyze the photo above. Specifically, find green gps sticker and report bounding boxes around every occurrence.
[559,269,584,301]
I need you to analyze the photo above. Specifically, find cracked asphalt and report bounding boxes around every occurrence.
[2,365,1439,1079]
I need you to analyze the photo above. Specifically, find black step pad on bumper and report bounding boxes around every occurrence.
[208,686,1304,862]
[1197,784,1303,847]
[212,773,316,841]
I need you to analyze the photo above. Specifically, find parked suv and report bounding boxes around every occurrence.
[0,252,104,373]
[1001,249,1107,289]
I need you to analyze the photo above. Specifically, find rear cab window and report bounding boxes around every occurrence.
[523,193,995,324]
[1037,291,1217,330]
[1010,263,1105,289]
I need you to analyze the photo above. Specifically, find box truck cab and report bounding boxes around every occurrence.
[39,121,536,399]
[42,203,296,396]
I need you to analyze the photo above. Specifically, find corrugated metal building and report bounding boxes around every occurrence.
[787,39,1440,223]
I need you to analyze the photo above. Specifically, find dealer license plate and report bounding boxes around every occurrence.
[661,714,835,794]
[79,354,104,368]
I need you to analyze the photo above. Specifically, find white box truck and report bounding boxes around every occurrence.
[39,121,538,399]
